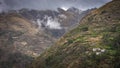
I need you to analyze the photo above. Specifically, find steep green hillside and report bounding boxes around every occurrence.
[30,0,120,68]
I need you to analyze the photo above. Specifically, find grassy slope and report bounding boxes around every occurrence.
[30,0,120,68]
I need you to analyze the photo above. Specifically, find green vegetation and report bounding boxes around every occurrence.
[29,0,120,68]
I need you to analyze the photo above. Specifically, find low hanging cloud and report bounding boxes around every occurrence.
[35,16,62,30]
[46,17,62,29]
[0,0,112,11]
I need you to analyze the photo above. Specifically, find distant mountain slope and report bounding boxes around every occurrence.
[30,0,120,68]
[17,8,87,37]
[6,8,84,37]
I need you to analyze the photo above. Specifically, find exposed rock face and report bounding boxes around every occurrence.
[8,8,82,38]
[29,0,120,68]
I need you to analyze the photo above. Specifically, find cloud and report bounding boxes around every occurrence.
[35,16,62,29]
[0,0,112,11]
[46,17,62,29]
[0,0,8,12]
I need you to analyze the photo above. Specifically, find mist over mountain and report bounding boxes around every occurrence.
[0,0,111,12]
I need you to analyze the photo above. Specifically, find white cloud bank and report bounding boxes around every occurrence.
[35,16,62,30]
[46,17,62,29]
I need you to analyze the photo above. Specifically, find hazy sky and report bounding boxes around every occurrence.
[0,0,112,11]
